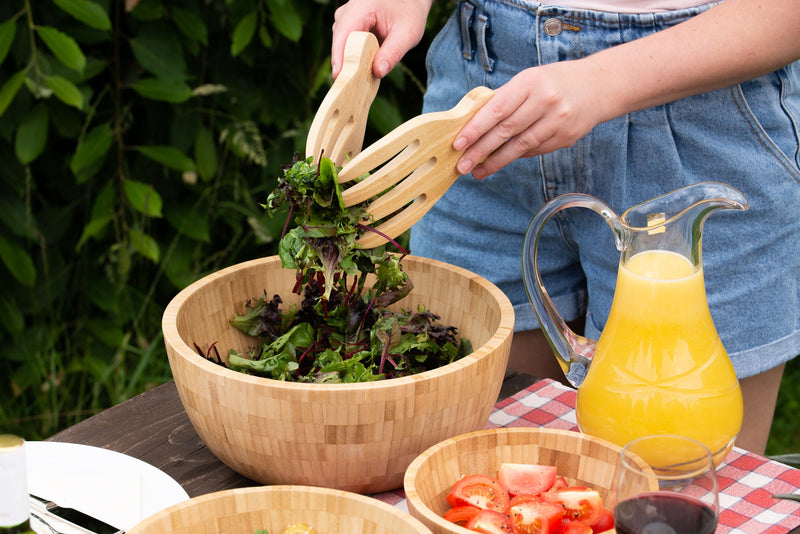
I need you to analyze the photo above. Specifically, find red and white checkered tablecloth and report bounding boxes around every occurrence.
[372,379,800,534]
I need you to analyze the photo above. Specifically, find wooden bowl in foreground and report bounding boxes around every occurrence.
[162,255,514,493]
[404,427,658,534]
[127,485,432,534]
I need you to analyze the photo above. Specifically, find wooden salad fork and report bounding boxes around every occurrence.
[306,31,380,167]
[338,85,495,248]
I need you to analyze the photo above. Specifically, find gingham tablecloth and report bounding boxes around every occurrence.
[372,379,800,534]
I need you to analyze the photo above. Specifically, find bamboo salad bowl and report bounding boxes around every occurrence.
[127,485,432,534]
[162,255,514,493]
[404,427,658,534]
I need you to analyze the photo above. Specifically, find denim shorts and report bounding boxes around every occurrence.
[409,0,800,378]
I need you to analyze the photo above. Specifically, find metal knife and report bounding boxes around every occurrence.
[30,494,125,534]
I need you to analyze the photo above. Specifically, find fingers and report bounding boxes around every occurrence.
[331,9,376,78]
[453,85,538,177]
[452,67,592,179]
[372,31,421,77]
[331,1,430,79]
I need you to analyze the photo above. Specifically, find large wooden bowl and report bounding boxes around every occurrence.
[404,427,658,534]
[162,255,513,493]
[127,485,432,534]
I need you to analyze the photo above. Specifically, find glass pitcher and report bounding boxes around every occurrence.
[522,182,748,465]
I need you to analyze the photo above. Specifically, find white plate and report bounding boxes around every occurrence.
[26,441,189,531]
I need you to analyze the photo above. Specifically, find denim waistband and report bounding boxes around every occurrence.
[471,0,719,21]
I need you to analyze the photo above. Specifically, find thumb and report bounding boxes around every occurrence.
[372,31,422,78]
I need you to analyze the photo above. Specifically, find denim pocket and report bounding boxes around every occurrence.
[734,64,800,181]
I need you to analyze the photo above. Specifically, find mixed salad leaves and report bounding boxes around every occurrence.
[201,154,471,383]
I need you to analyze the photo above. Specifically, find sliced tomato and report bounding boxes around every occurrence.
[466,509,514,534]
[443,505,482,526]
[590,507,614,533]
[507,496,564,534]
[550,477,568,491]
[447,474,511,512]
[497,463,558,496]
[555,520,593,534]
[542,489,603,526]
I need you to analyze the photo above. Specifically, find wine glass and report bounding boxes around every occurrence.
[611,434,719,534]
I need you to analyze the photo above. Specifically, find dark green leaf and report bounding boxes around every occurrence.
[76,214,112,250]
[85,318,124,347]
[231,10,257,57]
[129,228,160,262]
[52,0,112,31]
[266,0,303,42]
[258,25,273,49]
[44,75,84,109]
[193,127,217,181]
[15,104,49,165]
[70,123,113,176]
[0,69,27,118]
[0,195,37,240]
[123,180,163,218]
[368,95,404,135]
[0,19,16,67]
[0,293,24,333]
[130,0,165,21]
[129,29,187,79]
[0,233,35,287]
[170,6,208,45]
[36,26,87,72]
[166,205,210,242]
[131,77,193,103]
[136,145,196,172]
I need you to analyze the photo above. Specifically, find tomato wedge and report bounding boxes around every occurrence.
[443,505,482,526]
[590,506,614,533]
[466,509,514,534]
[498,463,559,496]
[447,474,511,512]
[507,496,564,534]
[542,489,603,526]
[555,520,593,534]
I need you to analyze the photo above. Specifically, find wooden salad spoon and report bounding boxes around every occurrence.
[306,31,380,167]
[338,85,495,248]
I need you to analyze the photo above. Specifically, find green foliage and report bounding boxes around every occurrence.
[0,0,454,440]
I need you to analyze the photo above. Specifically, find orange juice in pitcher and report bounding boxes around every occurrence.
[522,183,747,465]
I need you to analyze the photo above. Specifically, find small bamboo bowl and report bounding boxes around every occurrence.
[404,427,658,534]
[127,485,432,534]
[162,255,513,493]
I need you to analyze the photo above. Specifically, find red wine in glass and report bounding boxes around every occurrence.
[614,492,717,534]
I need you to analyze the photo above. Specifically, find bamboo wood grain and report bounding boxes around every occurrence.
[128,485,432,534]
[306,31,380,167]
[161,255,514,494]
[403,427,659,534]
[338,86,495,248]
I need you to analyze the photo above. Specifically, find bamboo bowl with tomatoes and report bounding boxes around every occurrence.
[127,485,433,534]
[404,427,658,534]
[162,255,514,494]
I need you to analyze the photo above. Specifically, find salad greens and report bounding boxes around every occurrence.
[206,154,471,383]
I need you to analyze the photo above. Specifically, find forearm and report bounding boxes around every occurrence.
[585,0,800,124]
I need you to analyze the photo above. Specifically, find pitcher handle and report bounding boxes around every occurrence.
[522,193,623,388]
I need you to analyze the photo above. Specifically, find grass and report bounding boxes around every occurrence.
[766,354,800,457]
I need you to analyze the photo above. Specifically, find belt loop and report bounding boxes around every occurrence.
[476,14,494,72]
[460,2,475,61]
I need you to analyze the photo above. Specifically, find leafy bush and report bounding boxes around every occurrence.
[0,0,453,439]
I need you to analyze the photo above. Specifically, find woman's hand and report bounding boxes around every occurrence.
[454,60,605,179]
[331,0,434,79]
[455,0,800,180]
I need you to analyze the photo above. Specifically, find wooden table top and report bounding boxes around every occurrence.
[47,371,538,498]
